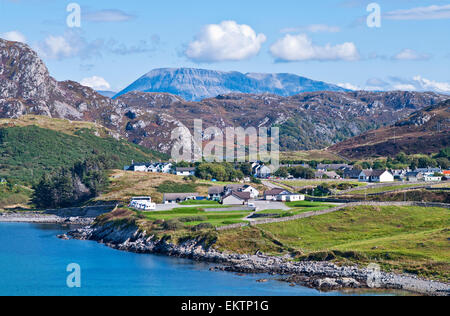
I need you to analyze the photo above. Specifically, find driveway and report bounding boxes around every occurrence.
[253,200,291,211]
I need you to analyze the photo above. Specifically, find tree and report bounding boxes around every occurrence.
[290,166,315,179]
[239,163,253,176]
[274,167,289,178]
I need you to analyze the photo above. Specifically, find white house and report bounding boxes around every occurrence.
[129,197,156,211]
[264,188,290,201]
[175,167,196,176]
[163,193,199,204]
[253,164,272,178]
[276,193,305,202]
[359,170,394,183]
[241,185,259,198]
[424,175,442,182]
[222,192,251,205]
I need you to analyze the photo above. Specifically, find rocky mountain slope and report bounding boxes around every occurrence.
[329,99,450,158]
[113,67,349,101]
[117,90,448,151]
[0,38,448,155]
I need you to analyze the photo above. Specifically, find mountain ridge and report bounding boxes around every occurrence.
[1,38,448,155]
[329,99,450,158]
[113,67,349,101]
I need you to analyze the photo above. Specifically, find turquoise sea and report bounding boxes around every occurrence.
[0,223,370,296]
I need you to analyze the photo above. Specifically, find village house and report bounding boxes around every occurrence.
[391,169,409,181]
[222,191,251,205]
[264,188,291,200]
[415,167,442,175]
[208,186,225,201]
[252,163,272,178]
[424,174,442,182]
[359,170,394,183]
[405,171,424,182]
[444,170,450,178]
[129,197,156,211]
[275,192,305,202]
[343,168,361,180]
[241,185,260,198]
[175,167,196,176]
[315,171,341,179]
[124,162,173,174]
[163,193,199,204]
[317,164,350,172]
[125,163,149,172]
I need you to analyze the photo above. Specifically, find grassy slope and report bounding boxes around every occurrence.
[280,150,344,161]
[98,171,213,204]
[216,205,450,281]
[0,118,167,184]
[0,184,32,209]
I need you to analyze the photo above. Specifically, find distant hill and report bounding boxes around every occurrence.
[113,68,349,101]
[97,90,117,98]
[329,99,450,159]
[0,116,168,184]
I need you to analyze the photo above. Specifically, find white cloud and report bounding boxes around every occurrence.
[392,84,417,91]
[393,49,430,61]
[80,76,111,90]
[337,82,360,90]
[412,76,450,93]
[83,9,135,22]
[385,4,450,20]
[270,34,359,62]
[1,31,26,43]
[281,24,341,33]
[36,35,76,59]
[35,30,157,60]
[337,76,450,94]
[185,20,266,62]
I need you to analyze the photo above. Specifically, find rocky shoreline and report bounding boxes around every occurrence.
[0,211,95,225]
[68,222,450,296]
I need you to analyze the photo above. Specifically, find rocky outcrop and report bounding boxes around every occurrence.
[68,222,450,296]
[330,100,450,158]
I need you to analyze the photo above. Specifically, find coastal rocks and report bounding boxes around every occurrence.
[312,277,361,290]
[57,234,69,240]
[67,223,450,296]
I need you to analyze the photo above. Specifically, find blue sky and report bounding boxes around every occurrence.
[1,0,449,93]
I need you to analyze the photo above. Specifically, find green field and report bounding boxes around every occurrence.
[216,205,450,281]
[281,180,366,188]
[142,207,251,227]
[349,184,428,195]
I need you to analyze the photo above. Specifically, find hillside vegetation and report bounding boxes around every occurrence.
[0,116,167,184]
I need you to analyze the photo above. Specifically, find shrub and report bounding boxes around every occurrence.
[191,223,214,231]
[178,216,207,223]
[162,219,184,231]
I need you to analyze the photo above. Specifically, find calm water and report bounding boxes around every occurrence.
[0,223,358,296]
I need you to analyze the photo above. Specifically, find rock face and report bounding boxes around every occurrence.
[117,90,448,151]
[0,38,448,153]
[68,222,450,296]
[330,99,450,158]
[113,67,349,101]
